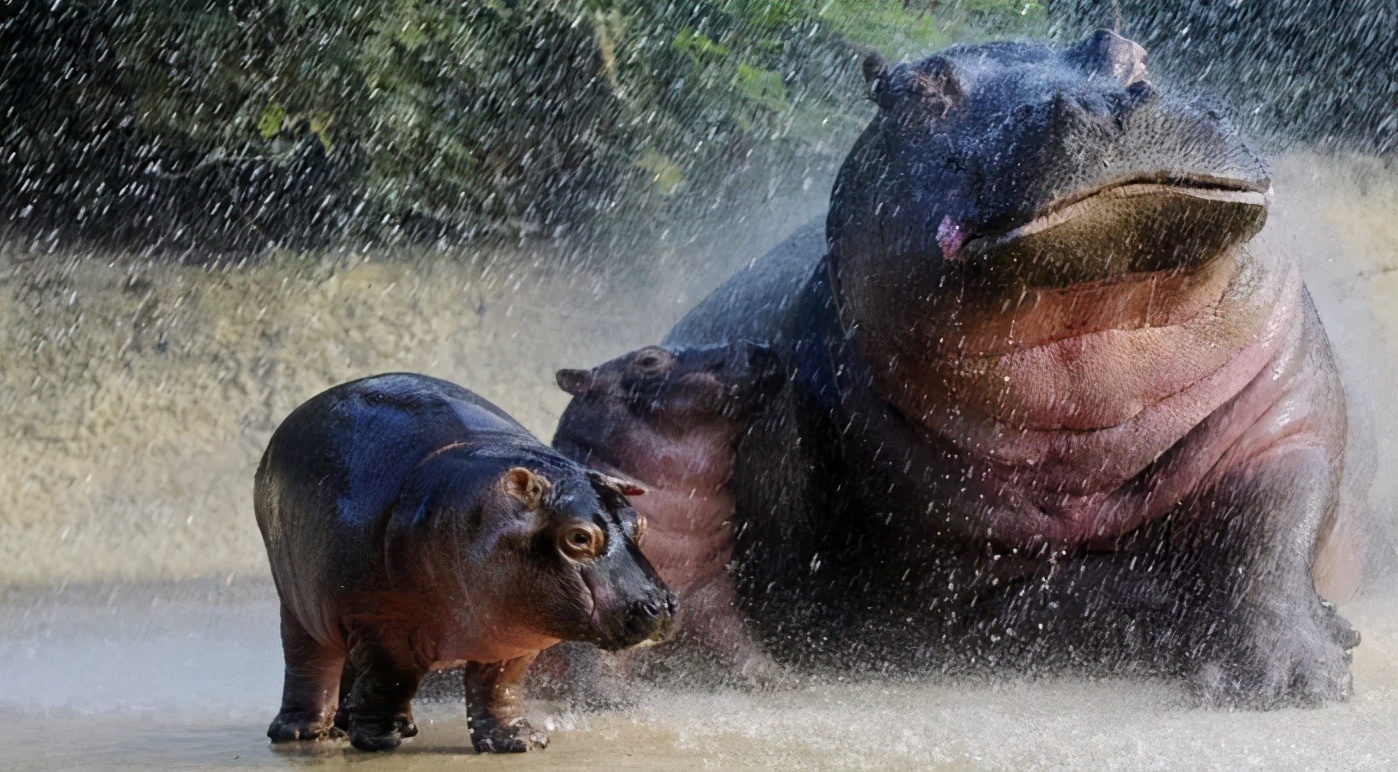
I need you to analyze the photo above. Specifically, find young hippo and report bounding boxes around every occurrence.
[552,342,782,681]
[254,373,673,753]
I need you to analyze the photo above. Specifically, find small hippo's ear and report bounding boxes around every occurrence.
[862,51,888,89]
[555,368,592,396]
[586,469,646,498]
[501,467,552,511]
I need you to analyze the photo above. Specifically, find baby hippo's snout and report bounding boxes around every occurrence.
[624,588,679,644]
[588,560,677,651]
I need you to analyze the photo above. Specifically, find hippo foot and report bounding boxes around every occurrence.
[470,718,548,753]
[267,711,345,743]
[1319,600,1361,650]
[1193,606,1353,709]
[733,652,795,691]
[347,712,417,752]
[335,707,416,738]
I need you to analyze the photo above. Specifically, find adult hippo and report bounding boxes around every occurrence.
[667,31,1361,707]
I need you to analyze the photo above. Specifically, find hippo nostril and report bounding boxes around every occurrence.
[630,599,661,621]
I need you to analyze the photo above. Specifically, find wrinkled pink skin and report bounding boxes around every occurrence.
[587,440,777,681]
[845,242,1356,598]
[862,247,1312,539]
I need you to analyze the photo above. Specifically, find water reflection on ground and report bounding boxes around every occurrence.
[2,579,1397,770]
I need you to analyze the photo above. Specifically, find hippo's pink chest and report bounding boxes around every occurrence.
[870,255,1303,546]
[634,486,736,593]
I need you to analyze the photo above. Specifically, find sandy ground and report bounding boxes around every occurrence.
[0,152,1395,768]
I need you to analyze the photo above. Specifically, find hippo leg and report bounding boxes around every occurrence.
[529,642,633,711]
[342,641,425,752]
[991,446,1355,704]
[1183,446,1354,707]
[464,653,548,753]
[332,661,418,738]
[267,604,346,743]
[682,574,787,688]
[332,662,354,733]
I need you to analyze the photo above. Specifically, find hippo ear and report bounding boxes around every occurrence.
[586,469,646,498]
[873,57,961,115]
[910,58,962,104]
[555,368,592,396]
[501,467,551,511]
[1066,29,1148,84]
[862,51,888,89]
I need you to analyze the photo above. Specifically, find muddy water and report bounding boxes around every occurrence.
[1,154,1395,769]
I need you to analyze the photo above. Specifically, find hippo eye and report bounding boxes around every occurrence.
[559,523,605,561]
[632,348,672,373]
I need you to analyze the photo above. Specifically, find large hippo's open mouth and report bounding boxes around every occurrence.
[956,174,1271,287]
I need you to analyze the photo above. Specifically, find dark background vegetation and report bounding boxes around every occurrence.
[1048,0,1395,157]
[0,0,1390,258]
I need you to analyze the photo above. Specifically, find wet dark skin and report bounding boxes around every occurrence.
[255,374,674,752]
[668,31,1362,707]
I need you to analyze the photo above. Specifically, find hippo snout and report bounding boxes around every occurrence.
[581,545,676,651]
[591,575,675,651]
[621,588,678,646]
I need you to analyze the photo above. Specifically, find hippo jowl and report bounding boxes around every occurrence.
[668,31,1362,707]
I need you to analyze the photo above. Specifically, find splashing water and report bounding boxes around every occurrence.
[1,153,1396,769]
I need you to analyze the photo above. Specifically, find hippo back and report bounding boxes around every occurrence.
[665,217,825,348]
[254,373,538,627]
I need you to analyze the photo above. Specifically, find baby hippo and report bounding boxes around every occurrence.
[255,373,673,753]
[553,342,782,681]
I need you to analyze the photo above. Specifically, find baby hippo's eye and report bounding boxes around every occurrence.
[559,523,606,561]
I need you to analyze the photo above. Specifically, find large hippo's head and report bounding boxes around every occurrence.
[828,31,1269,350]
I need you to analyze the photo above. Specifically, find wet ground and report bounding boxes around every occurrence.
[1,153,1395,769]
[3,578,1398,770]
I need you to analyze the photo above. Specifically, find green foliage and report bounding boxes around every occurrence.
[2,0,1048,249]
[256,104,287,141]
[817,0,958,58]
